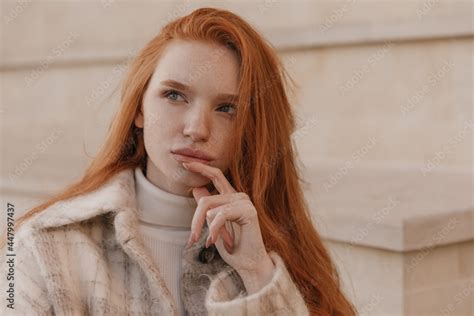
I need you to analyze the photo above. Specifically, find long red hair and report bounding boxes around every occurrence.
[3,7,356,315]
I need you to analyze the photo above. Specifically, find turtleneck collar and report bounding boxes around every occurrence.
[134,166,197,229]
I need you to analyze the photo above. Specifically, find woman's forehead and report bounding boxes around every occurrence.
[150,39,240,95]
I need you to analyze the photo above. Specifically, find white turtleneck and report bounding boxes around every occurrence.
[134,166,197,316]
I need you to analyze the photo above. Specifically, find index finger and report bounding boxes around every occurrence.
[182,162,236,194]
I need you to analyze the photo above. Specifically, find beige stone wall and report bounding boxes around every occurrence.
[1,1,472,195]
[1,1,472,315]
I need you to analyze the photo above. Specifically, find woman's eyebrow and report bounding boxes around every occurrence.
[160,79,192,93]
[216,93,238,103]
[160,79,238,102]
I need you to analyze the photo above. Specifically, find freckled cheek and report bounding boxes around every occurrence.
[143,111,178,137]
[215,142,233,166]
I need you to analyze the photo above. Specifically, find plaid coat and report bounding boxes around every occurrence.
[1,168,309,315]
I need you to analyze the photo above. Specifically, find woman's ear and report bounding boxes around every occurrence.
[134,108,144,128]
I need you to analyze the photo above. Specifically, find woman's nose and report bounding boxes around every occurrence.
[183,109,211,142]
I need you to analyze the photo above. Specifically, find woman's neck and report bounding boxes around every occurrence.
[134,166,196,229]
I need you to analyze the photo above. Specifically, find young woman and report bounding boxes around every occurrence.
[1,7,357,316]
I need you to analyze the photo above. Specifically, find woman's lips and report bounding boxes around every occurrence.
[171,153,213,165]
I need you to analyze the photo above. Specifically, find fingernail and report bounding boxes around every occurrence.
[186,233,194,247]
[205,235,212,248]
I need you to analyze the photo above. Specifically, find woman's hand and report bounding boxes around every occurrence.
[183,161,275,294]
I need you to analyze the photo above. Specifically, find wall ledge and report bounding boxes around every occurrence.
[1,15,472,71]
[305,160,473,252]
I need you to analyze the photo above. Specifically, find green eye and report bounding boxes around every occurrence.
[218,104,236,114]
[164,90,185,102]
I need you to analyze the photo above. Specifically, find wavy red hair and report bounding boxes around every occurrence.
[3,7,357,315]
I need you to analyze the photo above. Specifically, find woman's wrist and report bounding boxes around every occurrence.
[238,254,276,295]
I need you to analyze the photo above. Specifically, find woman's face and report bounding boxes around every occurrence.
[135,39,240,196]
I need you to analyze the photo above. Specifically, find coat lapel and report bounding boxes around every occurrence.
[114,207,178,315]
[31,168,137,231]
[31,168,180,314]
[29,167,243,315]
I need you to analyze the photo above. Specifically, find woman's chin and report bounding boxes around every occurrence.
[181,171,209,186]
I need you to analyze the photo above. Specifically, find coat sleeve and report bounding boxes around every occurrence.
[0,225,53,316]
[204,250,310,316]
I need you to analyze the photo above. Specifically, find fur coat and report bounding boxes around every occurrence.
[1,168,309,315]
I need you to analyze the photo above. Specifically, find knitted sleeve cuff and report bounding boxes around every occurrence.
[204,251,309,316]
